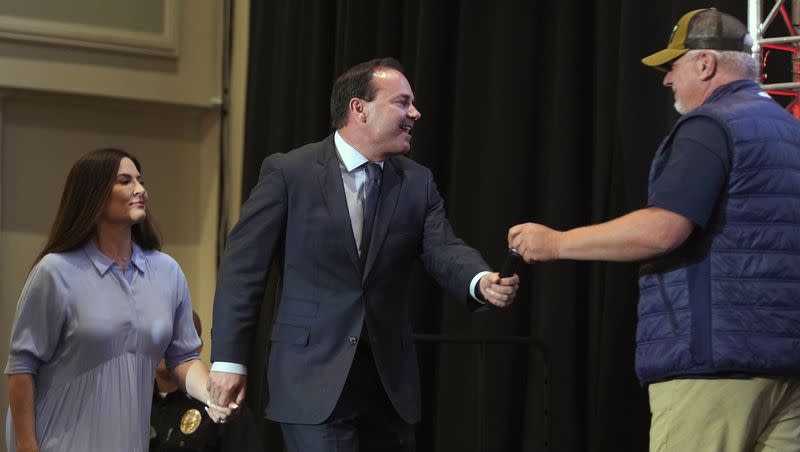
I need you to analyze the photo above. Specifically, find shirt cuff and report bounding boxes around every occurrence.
[470,271,492,304]
[210,361,248,375]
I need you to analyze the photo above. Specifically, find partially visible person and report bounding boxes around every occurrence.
[150,311,262,452]
[5,149,230,452]
[508,8,800,451]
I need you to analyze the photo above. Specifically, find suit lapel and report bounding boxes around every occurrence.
[315,138,361,272]
[363,158,403,280]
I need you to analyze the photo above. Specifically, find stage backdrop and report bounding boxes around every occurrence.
[237,1,749,451]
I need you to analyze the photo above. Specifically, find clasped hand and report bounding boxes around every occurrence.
[205,371,247,423]
[204,398,237,424]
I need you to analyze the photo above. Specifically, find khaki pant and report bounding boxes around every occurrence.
[649,377,800,452]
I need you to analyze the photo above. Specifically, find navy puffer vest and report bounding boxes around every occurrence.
[636,80,800,384]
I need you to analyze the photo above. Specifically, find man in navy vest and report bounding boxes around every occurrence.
[508,8,800,451]
[207,57,520,452]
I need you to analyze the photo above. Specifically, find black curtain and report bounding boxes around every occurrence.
[239,1,748,451]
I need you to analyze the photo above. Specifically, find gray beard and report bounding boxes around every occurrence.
[674,99,688,115]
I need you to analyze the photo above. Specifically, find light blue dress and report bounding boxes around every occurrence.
[4,241,200,452]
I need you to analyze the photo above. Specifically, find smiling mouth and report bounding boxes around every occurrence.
[400,124,413,134]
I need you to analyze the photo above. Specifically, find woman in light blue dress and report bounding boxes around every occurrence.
[5,149,230,452]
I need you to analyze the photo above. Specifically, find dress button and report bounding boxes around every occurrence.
[348,336,359,345]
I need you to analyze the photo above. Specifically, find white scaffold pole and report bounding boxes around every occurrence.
[749,0,764,75]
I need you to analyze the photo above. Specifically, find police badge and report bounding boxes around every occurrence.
[180,408,202,434]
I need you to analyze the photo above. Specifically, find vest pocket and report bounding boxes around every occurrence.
[687,257,712,366]
[657,274,680,332]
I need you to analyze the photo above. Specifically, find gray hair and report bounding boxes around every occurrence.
[686,49,759,80]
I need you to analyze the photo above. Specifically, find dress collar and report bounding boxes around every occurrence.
[83,240,145,275]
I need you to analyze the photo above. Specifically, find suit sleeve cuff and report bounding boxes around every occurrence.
[470,271,491,304]
[210,361,248,375]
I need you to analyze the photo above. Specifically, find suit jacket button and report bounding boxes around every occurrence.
[348,336,359,345]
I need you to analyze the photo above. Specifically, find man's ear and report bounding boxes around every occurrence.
[349,98,367,122]
[697,51,718,81]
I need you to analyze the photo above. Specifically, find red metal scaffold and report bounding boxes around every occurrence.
[750,0,800,119]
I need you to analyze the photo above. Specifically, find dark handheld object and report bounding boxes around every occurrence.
[500,249,524,278]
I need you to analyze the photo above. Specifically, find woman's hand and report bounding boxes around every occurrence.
[204,400,236,424]
[171,359,239,423]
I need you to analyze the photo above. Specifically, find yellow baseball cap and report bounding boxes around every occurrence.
[642,8,752,71]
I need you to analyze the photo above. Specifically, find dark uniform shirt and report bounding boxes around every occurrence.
[150,388,263,452]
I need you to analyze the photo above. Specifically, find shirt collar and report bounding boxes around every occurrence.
[83,240,145,275]
[334,131,384,172]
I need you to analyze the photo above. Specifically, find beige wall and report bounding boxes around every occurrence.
[0,0,255,447]
[0,0,222,107]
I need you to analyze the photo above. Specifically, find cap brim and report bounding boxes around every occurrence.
[641,48,689,70]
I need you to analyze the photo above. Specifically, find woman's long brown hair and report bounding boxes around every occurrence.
[34,148,162,264]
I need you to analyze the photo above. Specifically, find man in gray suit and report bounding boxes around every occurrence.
[207,57,519,452]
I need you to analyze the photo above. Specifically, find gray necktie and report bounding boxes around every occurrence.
[360,162,382,267]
